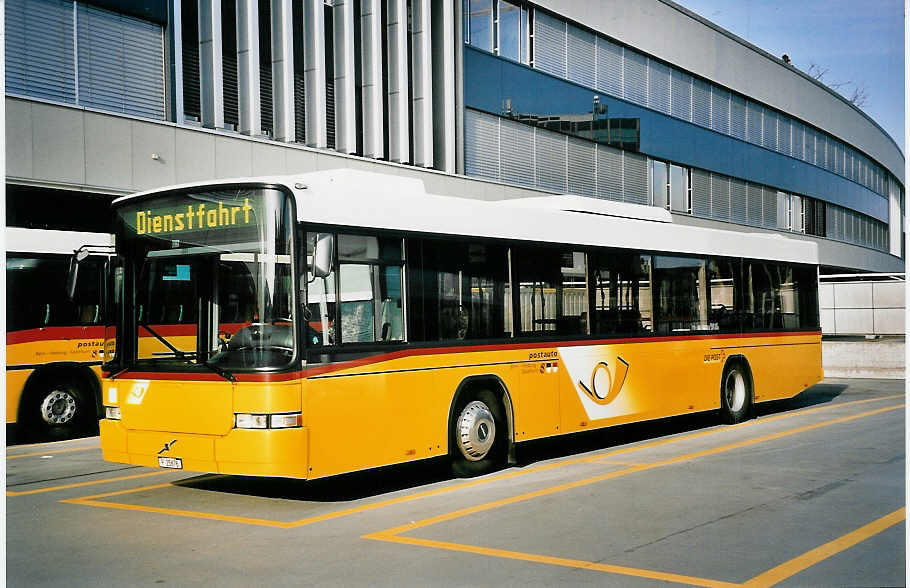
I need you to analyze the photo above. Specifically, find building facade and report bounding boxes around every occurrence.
[5,0,905,274]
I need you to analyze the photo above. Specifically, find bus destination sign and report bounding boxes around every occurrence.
[130,198,256,236]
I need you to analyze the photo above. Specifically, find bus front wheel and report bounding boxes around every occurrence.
[720,359,752,424]
[26,375,93,441]
[450,390,506,477]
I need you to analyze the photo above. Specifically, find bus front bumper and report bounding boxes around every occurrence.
[100,419,309,479]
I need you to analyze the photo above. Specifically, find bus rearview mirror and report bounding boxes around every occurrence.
[312,233,334,279]
[65,257,80,301]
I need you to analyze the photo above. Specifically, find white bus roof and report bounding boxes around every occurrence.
[116,169,818,265]
[6,227,113,255]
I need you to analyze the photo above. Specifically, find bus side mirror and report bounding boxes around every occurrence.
[65,250,90,301]
[311,233,334,279]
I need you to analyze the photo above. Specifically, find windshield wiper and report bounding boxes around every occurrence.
[139,322,190,359]
[139,321,235,382]
[202,360,236,383]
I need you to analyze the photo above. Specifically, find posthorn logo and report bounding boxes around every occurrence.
[578,357,630,405]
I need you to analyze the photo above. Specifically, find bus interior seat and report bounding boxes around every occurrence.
[78,304,100,324]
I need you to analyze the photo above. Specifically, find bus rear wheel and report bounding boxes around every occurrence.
[720,360,752,424]
[26,376,93,441]
[450,390,506,477]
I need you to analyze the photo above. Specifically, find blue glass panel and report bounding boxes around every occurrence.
[463,47,889,223]
[467,0,492,52]
[498,1,520,62]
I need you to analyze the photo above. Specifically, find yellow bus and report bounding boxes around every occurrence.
[6,228,113,441]
[97,170,822,478]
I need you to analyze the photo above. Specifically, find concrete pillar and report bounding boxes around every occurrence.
[303,0,326,148]
[333,0,356,154]
[411,0,432,167]
[360,0,383,159]
[167,0,185,123]
[199,0,225,129]
[236,0,262,135]
[431,0,455,173]
[270,0,295,142]
[386,0,409,163]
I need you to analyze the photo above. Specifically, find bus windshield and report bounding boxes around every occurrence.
[114,187,296,371]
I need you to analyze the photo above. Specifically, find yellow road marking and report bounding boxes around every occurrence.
[371,404,903,537]
[7,444,100,460]
[590,459,649,466]
[576,393,904,464]
[61,473,226,502]
[369,533,738,588]
[363,404,903,586]
[7,471,171,496]
[62,468,591,529]
[743,507,906,587]
[6,436,100,451]
[60,395,901,529]
[63,497,298,528]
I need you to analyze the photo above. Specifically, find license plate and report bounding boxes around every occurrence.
[158,456,183,469]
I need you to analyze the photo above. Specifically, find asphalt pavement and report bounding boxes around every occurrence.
[6,378,905,587]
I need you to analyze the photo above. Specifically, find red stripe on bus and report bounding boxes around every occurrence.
[106,371,296,383]
[105,330,820,383]
[7,326,106,345]
[299,330,822,378]
[7,322,260,346]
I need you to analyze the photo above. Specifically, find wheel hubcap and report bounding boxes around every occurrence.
[456,401,496,461]
[40,390,77,425]
[725,371,746,413]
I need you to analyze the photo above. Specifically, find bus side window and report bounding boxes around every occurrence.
[337,234,405,344]
[513,248,587,337]
[794,264,819,330]
[7,256,105,330]
[707,257,741,333]
[71,259,103,325]
[652,255,713,334]
[590,250,652,336]
[743,261,795,331]
[408,238,511,342]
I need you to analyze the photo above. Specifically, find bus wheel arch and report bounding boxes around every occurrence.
[20,364,100,441]
[720,355,753,424]
[448,375,514,477]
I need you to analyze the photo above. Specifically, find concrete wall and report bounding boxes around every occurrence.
[5,97,535,202]
[820,280,906,336]
[534,0,904,184]
[823,340,905,379]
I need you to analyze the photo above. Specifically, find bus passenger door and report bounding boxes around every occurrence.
[515,357,560,441]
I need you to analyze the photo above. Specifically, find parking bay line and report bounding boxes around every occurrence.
[59,394,901,528]
[363,403,903,586]
[7,470,172,497]
[371,534,739,588]
[7,444,101,460]
[742,507,905,587]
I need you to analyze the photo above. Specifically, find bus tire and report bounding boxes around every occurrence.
[450,389,507,477]
[720,359,752,425]
[25,374,93,441]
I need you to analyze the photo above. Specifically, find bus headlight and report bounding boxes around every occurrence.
[269,413,303,429]
[235,413,268,429]
[234,412,301,429]
[105,406,121,420]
